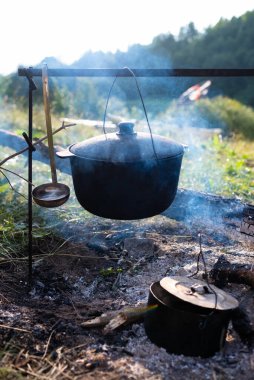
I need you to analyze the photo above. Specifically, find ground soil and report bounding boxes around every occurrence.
[0,199,254,379]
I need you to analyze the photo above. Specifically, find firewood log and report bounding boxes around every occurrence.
[210,255,254,288]
[232,307,254,349]
[81,304,150,334]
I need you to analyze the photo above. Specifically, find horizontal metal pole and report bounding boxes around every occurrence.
[18,68,254,78]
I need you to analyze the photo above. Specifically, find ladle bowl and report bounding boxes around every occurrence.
[32,183,70,208]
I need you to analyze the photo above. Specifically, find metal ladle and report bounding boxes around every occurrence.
[32,64,70,208]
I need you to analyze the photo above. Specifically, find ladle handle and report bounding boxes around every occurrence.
[42,64,57,184]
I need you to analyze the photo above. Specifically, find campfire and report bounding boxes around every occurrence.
[1,200,254,378]
[0,67,254,379]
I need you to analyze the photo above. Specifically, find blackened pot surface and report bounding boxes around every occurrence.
[70,154,183,220]
[144,282,233,357]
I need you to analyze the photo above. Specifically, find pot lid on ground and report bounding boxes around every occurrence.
[69,121,184,162]
[160,276,239,311]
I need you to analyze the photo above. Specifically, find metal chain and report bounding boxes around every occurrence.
[102,67,159,161]
[188,233,218,317]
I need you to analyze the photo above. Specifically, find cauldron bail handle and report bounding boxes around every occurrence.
[102,67,159,161]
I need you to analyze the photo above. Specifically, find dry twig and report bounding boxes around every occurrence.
[0,121,76,167]
[81,304,156,333]
[0,169,28,199]
[42,330,55,360]
[0,121,76,197]
[0,252,117,267]
[0,323,31,334]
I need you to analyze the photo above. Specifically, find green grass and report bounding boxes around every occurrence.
[0,166,74,265]
[197,97,254,139]
[100,267,123,277]
[0,367,24,380]
[179,135,254,202]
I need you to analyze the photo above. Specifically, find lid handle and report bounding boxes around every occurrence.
[190,285,211,295]
[117,121,136,135]
[102,67,158,161]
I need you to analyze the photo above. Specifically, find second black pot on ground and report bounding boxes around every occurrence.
[144,276,239,357]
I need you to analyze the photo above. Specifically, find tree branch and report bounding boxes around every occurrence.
[0,169,28,200]
[0,122,75,175]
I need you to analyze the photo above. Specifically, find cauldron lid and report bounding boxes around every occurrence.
[69,122,184,162]
[160,276,239,311]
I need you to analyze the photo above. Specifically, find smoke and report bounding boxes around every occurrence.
[0,51,245,244]
[1,90,230,236]
[145,97,240,227]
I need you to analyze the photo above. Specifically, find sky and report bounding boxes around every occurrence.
[1,0,254,75]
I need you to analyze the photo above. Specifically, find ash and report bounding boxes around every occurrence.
[1,192,254,379]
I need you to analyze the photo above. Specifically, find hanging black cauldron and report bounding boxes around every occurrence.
[57,121,184,220]
[57,67,185,220]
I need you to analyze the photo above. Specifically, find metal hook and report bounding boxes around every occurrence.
[22,132,36,152]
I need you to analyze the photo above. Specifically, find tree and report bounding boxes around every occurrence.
[178,22,199,41]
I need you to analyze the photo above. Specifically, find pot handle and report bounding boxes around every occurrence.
[56,149,74,158]
[102,67,158,161]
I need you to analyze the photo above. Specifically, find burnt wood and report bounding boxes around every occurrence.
[232,307,254,349]
[210,255,254,288]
